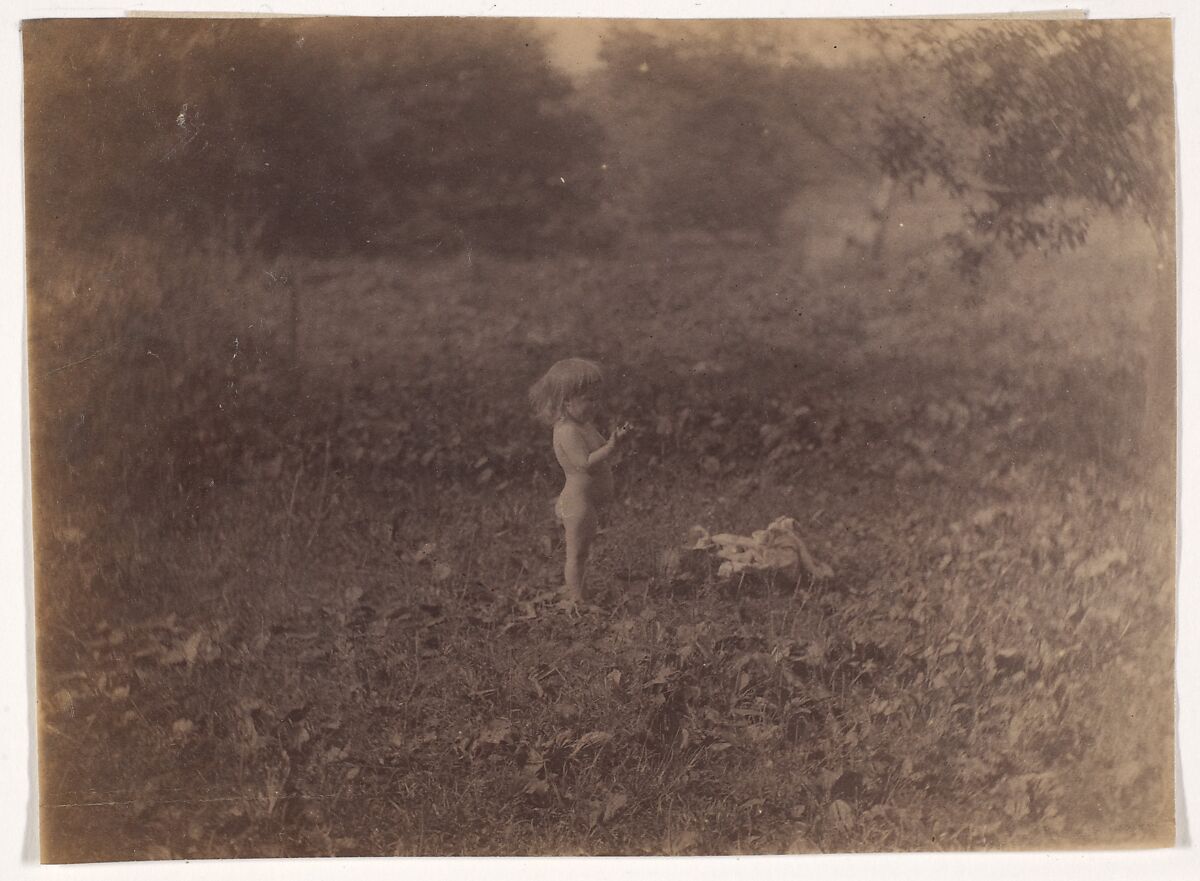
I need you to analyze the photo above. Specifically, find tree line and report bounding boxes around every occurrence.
[24,18,1173,265]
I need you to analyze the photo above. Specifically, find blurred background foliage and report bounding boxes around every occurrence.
[25,18,607,258]
[23,15,1174,544]
[26,19,1172,261]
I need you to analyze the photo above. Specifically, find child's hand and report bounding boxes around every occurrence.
[611,422,633,444]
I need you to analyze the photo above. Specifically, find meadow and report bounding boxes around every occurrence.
[32,210,1174,859]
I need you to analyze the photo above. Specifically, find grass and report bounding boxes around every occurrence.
[32,219,1174,860]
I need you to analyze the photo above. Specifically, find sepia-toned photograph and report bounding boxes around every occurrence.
[24,13,1176,863]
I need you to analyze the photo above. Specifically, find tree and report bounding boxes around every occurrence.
[593,28,815,240]
[865,19,1175,437]
[23,18,608,258]
[24,19,363,255]
[324,18,607,256]
[866,20,1174,277]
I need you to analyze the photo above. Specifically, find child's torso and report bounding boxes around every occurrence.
[554,421,614,504]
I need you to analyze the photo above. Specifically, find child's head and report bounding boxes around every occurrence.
[529,358,604,425]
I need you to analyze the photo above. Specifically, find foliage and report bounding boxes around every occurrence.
[591,28,818,239]
[33,228,1173,858]
[23,18,605,257]
[868,20,1175,274]
[325,19,608,255]
[37,412,1174,858]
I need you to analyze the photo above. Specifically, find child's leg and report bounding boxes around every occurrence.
[562,507,598,600]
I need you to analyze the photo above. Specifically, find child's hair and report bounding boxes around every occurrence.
[529,358,604,425]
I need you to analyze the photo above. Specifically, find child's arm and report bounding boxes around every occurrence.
[557,424,624,471]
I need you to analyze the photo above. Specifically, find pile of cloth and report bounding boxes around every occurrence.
[688,516,834,580]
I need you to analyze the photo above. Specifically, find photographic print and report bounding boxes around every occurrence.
[24,15,1175,862]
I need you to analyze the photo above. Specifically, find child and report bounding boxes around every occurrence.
[529,358,630,605]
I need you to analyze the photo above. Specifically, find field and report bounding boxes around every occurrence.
[32,215,1174,859]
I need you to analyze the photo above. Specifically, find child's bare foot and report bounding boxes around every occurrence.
[555,584,587,614]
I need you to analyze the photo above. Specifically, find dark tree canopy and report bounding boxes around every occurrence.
[23,18,1174,266]
[593,28,815,239]
[869,20,1174,275]
[23,18,607,257]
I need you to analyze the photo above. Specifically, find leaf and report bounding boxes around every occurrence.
[828,799,855,831]
[570,730,613,757]
[432,563,453,582]
[1007,711,1028,747]
[664,829,700,855]
[644,665,677,687]
[1074,548,1128,579]
[1003,787,1031,821]
[739,797,766,813]
[1115,760,1145,788]
[370,519,396,543]
[52,688,75,714]
[658,548,683,578]
[603,791,628,822]
[58,526,86,545]
[476,718,513,747]
[261,454,284,480]
[971,506,1004,528]
[181,630,206,665]
[804,639,828,665]
[523,778,550,797]
[830,770,864,801]
[172,718,195,737]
